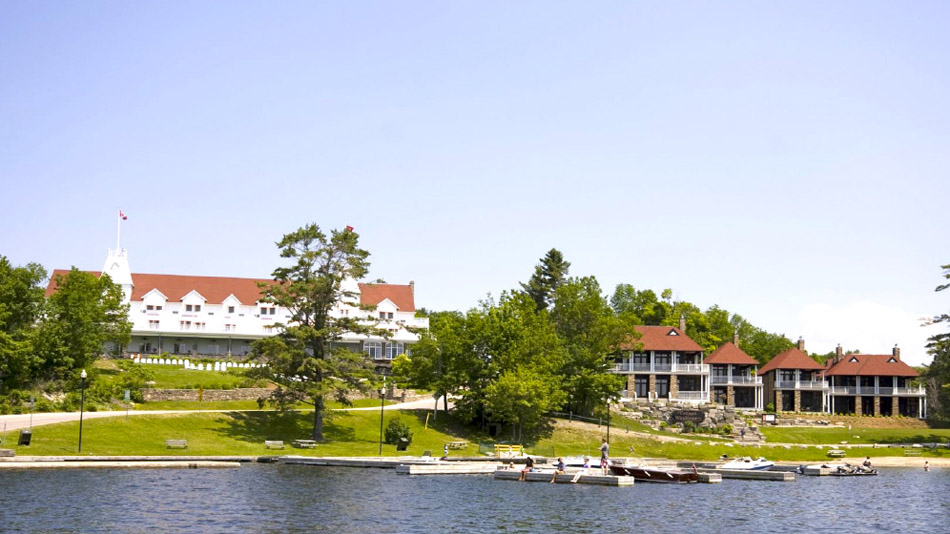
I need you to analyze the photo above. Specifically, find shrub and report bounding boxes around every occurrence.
[765,403,775,413]
[384,418,413,446]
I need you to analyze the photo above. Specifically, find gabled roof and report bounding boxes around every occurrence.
[358,283,415,312]
[620,326,703,352]
[705,342,757,365]
[130,273,272,304]
[45,270,272,304]
[759,347,824,374]
[824,354,918,377]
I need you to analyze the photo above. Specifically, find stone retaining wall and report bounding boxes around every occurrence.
[143,388,273,402]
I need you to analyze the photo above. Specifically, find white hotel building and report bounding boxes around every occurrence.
[47,248,428,362]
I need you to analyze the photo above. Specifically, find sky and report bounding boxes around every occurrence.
[1,2,947,365]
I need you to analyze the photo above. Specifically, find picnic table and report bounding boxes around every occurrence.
[293,440,317,449]
[166,439,188,449]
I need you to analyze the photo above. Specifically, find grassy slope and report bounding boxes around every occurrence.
[758,426,950,445]
[6,410,948,461]
[3,409,477,457]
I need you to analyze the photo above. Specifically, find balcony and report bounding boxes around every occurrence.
[710,375,762,385]
[611,362,709,374]
[672,391,709,403]
[776,380,828,390]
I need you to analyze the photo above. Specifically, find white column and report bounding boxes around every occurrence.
[874,376,879,395]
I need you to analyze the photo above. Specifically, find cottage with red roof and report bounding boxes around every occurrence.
[612,317,709,403]
[46,248,428,361]
[824,345,925,418]
[704,333,764,410]
[758,338,828,413]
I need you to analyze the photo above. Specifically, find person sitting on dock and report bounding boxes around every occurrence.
[519,456,535,481]
[550,458,566,483]
[571,457,591,483]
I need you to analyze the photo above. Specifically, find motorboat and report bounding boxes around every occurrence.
[720,457,774,470]
[608,463,699,483]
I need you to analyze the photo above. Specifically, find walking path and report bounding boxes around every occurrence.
[0,397,450,432]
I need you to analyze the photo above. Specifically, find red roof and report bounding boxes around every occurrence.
[824,354,918,377]
[705,342,757,365]
[47,270,416,310]
[759,348,824,374]
[621,326,703,352]
[358,283,415,312]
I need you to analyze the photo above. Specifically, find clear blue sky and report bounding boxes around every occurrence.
[2,2,947,364]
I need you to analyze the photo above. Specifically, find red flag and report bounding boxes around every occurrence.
[345,225,354,232]
[119,210,128,220]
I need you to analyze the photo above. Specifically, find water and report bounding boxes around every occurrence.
[1,465,948,534]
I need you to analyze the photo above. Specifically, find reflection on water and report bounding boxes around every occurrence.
[1,465,949,534]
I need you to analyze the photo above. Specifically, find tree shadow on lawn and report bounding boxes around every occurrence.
[399,409,556,446]
[215,410,356,444]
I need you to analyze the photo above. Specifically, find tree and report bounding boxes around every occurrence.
[251,224,378,441]
[521,249,571,311]
[552,276,631,415]
[33,268,130,382]
[392,311,469,420]
[925,264,950,423]
[0,257,47,392]
[485,367,564,442]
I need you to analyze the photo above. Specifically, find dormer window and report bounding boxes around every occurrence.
[849,357,859,363]
[887,357,897,363]
[228,306,235,314]
[379,311,394,320]
[667,329,679,336]
[185,304,201,312]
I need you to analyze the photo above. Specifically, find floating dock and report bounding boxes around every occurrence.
[493,469,635,486]
[396,463,501,475]
[697,468,795,482]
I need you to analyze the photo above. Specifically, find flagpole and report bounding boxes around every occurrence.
[116,209,121,250]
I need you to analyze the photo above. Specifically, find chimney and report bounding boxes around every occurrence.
[834,344,843,365]
[409,280,414,295]
[893,344,900,359]
[733,330,739,345]
[679,314,686,333]
[797,337,805,351]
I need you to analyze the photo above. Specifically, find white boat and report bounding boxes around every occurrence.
[721,457,774,470]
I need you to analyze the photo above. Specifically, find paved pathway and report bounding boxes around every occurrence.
[0,397,451,433]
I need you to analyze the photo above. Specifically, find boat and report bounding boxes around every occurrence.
[608,463,699,483]
[720,457,774,470]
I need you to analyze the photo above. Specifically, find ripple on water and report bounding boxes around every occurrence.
[1,465,948,534]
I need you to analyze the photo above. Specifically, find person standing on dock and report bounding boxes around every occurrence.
[599,438,610,475]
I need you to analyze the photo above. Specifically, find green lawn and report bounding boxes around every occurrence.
[758,426,950,445]
[3,409,479,457]
[95,359,263,390]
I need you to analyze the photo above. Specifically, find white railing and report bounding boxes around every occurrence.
[673,391,709,402]
[632,363,652,372]
[711,375,762,385]
[673,363,709,373]
[830,386,857,394]
[611,363,630,373]
[894,386,926,396]
[654,363,672,372]
[777,380,827,390]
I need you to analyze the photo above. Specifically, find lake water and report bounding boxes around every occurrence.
[1,464,948,534]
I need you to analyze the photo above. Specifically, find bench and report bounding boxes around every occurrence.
[446,441,468,450]
[293,440,317,449]
[904,449,922,456]
[264,440,285,450]
[166,439,188,449]
[826,449,846,458]
[494,444,524,457]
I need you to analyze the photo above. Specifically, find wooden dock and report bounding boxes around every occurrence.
[493,469,635,486]
[396,463,501,475]
[697,468,795,482]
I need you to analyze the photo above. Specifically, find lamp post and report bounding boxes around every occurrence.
[378,376,386,455]
[78,369,87,453]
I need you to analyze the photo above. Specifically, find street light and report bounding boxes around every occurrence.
[78,369,87,453]
[378,376,386,455]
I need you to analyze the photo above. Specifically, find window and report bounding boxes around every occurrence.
[149,320,160,330]
[260,306,276,316]
[147,305,154,311]
[364,341,382,359]
[228,306,235,314]
[270,307,276,315]
[225,324,236,332]
[186,304,193,312]
[180,321,191,331]
[195,304,202,312]
[378,311,394,320]
[385,343,405,360]
[194,322,206,331]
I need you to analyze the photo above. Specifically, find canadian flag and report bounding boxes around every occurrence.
[119,210,128,220]
[345,225,354,232]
